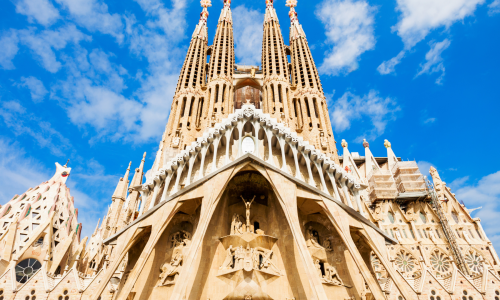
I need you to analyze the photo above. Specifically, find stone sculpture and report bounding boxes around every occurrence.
[240,195,256,232]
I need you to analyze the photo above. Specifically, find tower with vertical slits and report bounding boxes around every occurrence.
[261,0,292,124]
[286,0,338,160]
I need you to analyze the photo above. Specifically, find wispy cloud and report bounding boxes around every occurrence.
[417,160,435,175]
[453,171,500,249]
[233,5,263,65]
[17,76,48,102]
[328,90,400,140]
[18,25,91,73]
[379,0,484,75]
[393,0,484,49]
[0,30,20,70]
[416,39,451,84]
[488,0,500,15]
[316,0,377,75]
[54,0,124,41]
[377,50,405,75]
[13,0,60,26]
[0,100,72,156]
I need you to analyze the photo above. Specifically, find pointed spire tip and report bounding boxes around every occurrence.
[63,159,70,168]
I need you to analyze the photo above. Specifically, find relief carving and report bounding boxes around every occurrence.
[158,230,191,286]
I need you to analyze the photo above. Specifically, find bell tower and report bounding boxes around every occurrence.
[261,0,292,125]
[286,0,338,160]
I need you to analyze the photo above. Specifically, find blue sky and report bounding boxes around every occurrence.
[1,0,499,247]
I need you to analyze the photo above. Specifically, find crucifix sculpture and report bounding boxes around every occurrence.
[240,195,256,232]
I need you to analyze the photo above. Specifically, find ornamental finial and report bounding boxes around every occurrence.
[363,139,369,148]
[266,0,274,7]
[63,159,70,167]
[341,139,348,148]
[286,0,297,8]
[200,0,211,8]
[384,139,391,149]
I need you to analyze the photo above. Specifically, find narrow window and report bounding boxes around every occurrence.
[410,229,415,239]
[215,85,219,103]
[188,97,194,117]
[180,97,187,116]
[305,98,311,117]
[312,98,319,118]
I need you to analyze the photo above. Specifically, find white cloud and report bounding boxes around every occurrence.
[134,0,188,41]
[453,171,500,249]
[329,90,400,140]
[18,76,48,102]
[14,0,60,26]
[0,100,72,156]
[0,138,50,202]
[316,0,376,75]
[48,0,190,143]
[0,31,20,70]
[417,161,435,176]
[416,39,451,84]
[54,0,124,41]
[423,117,436,124]
[377,50,405,75]
[18,25,91,73]
[488,0,500,14]
[393,0,484,49]
[233,5,263,65]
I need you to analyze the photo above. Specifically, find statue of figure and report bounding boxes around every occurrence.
[231,214,244,235]
[306,226,322,248]
[220,245,235,270]
[323,238,333,252]
[255,247,280,274]
[240,195,256,232]
[324,264,343,285]
[158,249,183,286]
[252,248,260,269]
[314,259,322,277]
[235,246,245,269]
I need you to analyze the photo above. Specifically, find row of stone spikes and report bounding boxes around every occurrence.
[140,105,364,195]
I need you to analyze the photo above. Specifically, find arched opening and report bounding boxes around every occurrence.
[113,226,152,300]
[234,79,261,111]
[184,170,308,299]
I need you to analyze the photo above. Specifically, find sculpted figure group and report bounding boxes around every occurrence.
[219,244,280,274]
[314,259,344,286]
[230,195,265,235]
[158,230,192,286]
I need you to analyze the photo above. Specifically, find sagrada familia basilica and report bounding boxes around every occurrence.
[1,0,499,299]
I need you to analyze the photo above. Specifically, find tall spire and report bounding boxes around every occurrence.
[262,0,292,125]
[205,0,235,125]
[286,0,339,162]
[116,152,147,230]
[103,161,132,239]
[163,0,212,156]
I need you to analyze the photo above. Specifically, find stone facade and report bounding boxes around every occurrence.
[1,0,500,299]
